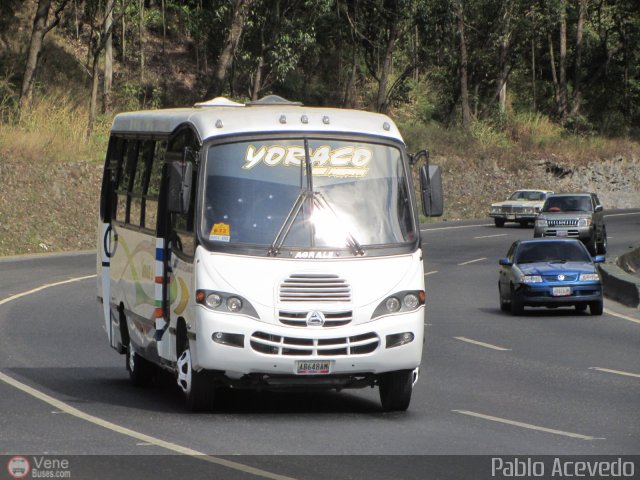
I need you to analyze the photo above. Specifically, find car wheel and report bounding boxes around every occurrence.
[585,236,597,256]
[494,218,505,228]
[575,303,587,312]
[510,285,524,315]
[499,284,509,312]
[518,221,528,228]
[379,370,413,412]
[177,338,216,412]
[597,227,607,254]
[127,340,153,387]
[589,300,603,316]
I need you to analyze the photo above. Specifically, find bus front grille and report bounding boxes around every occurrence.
[279,273,351,302]
[250,331,378,356]
[279,310,352,327]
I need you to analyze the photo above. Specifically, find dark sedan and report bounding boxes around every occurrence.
[498,238,604,315]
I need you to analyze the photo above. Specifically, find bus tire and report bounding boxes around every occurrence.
[177,338,216,412]
[379,370,413,412]
[127,340,153,387]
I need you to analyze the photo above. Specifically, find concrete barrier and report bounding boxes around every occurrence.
[599,245,640,308]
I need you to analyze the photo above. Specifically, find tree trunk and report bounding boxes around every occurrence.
[455,1,471,129]
[121,0,126,62]
[376,13,399,113]
[570,0,586,116]
[558,0,568,121]
[102,0,114,114]
[548,33,560,114]
[139,0,145,82]
[206,0,252,99]
[19,0,52,111]
[531,37,536,111]
[88,50,101,137]
[497,0,512,114]
[251,55,264,101]
[161,0,166,54]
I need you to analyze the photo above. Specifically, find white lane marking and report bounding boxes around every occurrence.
[603,308,640,325]
[458,257,487,266]
[589,367,640,379]
[454,336,511,351]
[0,370,297,480]
[605,212,640,217]
[474,234,508,239]
[452,410,604,440]
[421,223,492,231]
[0,275,97,306]
[424,270,438,276]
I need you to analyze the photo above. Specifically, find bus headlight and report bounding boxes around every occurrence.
[227,296,243,312]
[372,290,425,319]
[196,290,258,318]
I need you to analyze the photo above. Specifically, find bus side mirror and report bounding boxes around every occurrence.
[420,164,443,217]
[168,160,192,214]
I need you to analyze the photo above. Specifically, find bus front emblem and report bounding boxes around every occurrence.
[306,311,325,327]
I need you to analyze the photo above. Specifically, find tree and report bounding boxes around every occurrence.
[454,0,471,128]
[19,0,70,111]
[206,0,254,99]
[102,0,115,114]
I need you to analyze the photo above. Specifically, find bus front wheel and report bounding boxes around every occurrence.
[177,339,216,412]
[378,370,413,412]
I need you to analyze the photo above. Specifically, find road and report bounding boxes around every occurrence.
[0,211,639,479]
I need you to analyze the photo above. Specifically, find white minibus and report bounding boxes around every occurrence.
[97,96,442,411]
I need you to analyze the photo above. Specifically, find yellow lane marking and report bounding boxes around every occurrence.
[0,371,296,480]
[458,257,487,266]
[454,336,511,351]
[0,275,97,306]
[603,308,640,325]
[589,367,640,379]
[452,410,604,440]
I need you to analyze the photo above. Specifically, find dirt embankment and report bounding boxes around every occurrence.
[0,153,638,256]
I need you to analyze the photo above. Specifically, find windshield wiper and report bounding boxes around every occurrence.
[549,259,568,264]
[313,191,364,256]
[268,189,310,256]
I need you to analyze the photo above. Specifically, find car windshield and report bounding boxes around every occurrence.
[509,191,545,201]
[515,242,592,264]
[542,196,592,212]
[201,138,416,254]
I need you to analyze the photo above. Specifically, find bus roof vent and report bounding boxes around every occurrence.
[194,97,245,108]
[246,95,303,107]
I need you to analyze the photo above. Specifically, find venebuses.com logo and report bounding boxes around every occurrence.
[6,456,71,479]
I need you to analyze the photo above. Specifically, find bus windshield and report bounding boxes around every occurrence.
[201,138,416,253]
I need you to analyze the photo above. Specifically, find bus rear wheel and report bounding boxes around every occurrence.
[379,370,413,412]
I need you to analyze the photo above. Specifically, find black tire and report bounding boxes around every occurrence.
[499,284,509,312]
[510,285,524,315]
[575,303,587,312]
[494,218,505,228]
[589,300,603,316]
[585,236,597,256]
[597,227,607,254]
[177,338,216,412]
[379,370,413,412]
[518,220,529,228]
[127,340,153,387]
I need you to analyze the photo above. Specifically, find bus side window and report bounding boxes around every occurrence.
[168,128,199,258]
[116,140,139,223]
[144,140,166,233]
[101,136,125,222]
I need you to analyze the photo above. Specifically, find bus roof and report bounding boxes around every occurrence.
[110,97,404,143]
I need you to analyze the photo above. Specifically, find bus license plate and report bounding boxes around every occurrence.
[296,360,332,375]
[552,286,571,296]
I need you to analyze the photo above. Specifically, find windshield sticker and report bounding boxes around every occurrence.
[209,223,231,242]
[243,145,372,177]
